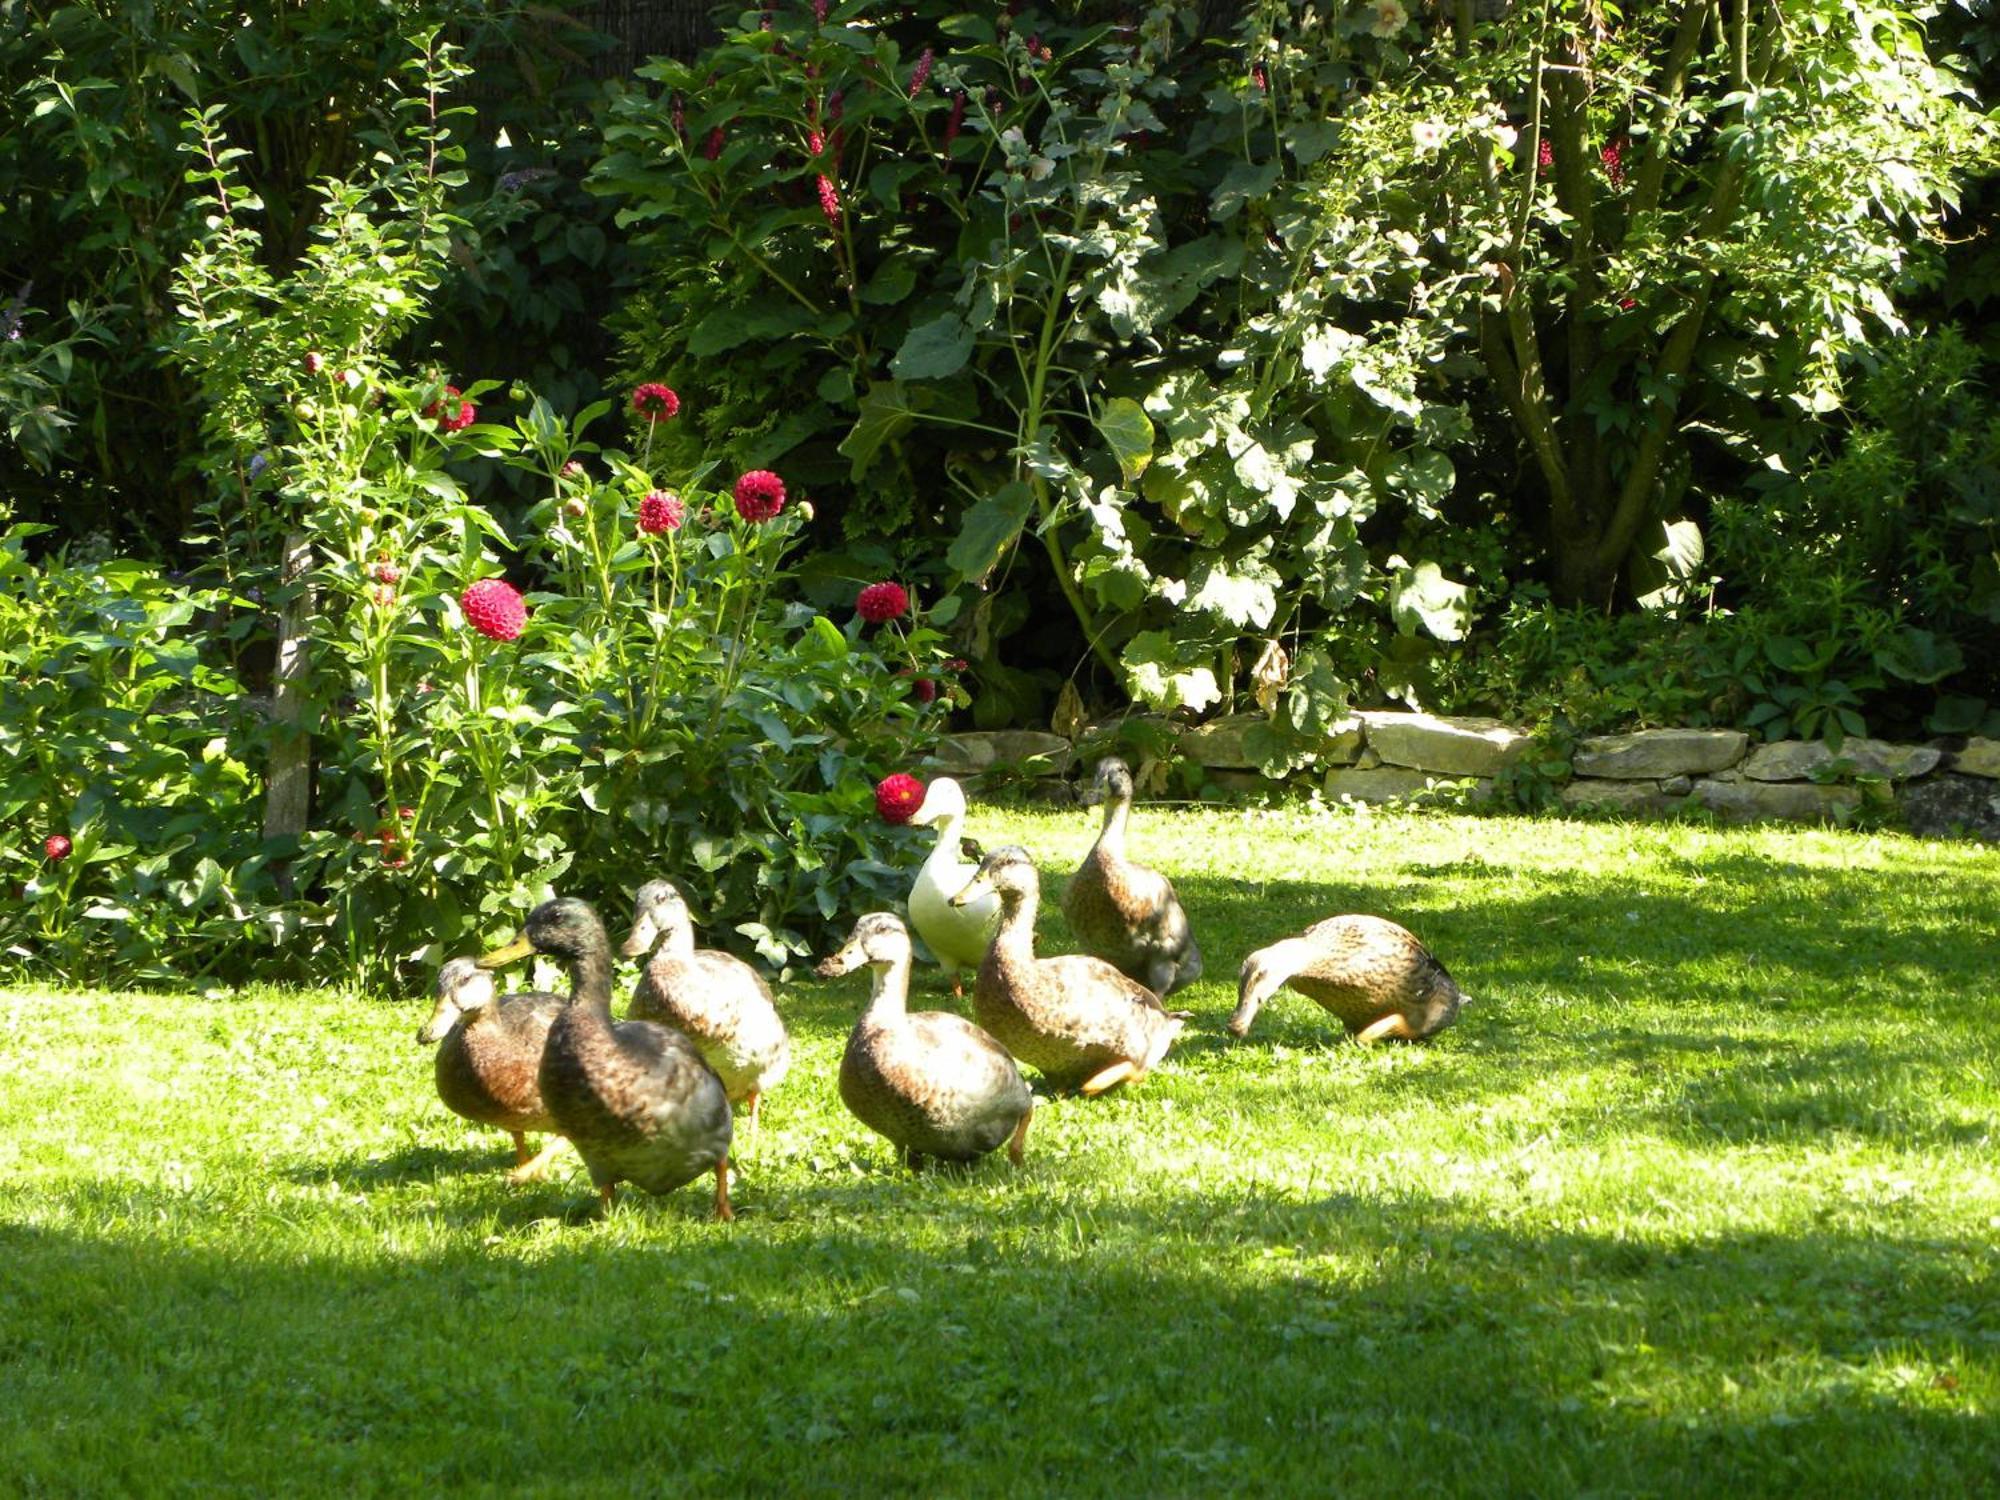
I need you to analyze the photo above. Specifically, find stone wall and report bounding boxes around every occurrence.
[928,715,2000,841]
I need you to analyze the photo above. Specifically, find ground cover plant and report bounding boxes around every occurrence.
[3,808,1995,1495]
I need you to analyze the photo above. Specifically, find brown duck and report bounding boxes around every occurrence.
[1061,757,1203,996]
[621,879,791,1137]
[955,845,1185,1094]
[418,957,566,1181]
[816,912,1033,1167]
[480,897,735,1218]
[1230,914,1465,1044]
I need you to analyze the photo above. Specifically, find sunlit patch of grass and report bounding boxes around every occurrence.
[3,808,1996,1494]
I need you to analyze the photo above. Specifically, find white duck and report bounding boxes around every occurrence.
[905,776,1001,997]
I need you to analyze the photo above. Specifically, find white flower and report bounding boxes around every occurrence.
[1410,119,1447,154]
[1368,0,1410,38]
[1490,122,1519,152]
[999,126,1027,157]
[1027,155,1055,181]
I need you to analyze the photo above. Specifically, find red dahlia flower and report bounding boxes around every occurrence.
[875,773,925,824]
[461,578,527,642]
[44,834,71,862]
[631,382,680,422]
[426,384,476,432]
[856,581,909,623]
[638,489,686,535]
[733,470,786,522]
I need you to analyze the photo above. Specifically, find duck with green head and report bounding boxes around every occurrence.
[479,897,734,1219]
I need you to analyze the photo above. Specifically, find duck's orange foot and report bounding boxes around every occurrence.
[1079,1059,1138,1096]
[713,1158,735,1222]
[1007,1103,1033,1165]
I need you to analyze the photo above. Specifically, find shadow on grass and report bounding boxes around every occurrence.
[281,1141,517,1189]
[4,1178,1994,1496]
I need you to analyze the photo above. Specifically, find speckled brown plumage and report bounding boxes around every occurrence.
[1060,758,1203,996]
[485,898,733,1211]
[433,989,562,1135]
[818,913,1031,1165]
[963,847,1184,1093]
[1230,914,1464,1043]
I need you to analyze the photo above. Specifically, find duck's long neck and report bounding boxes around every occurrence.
[563,944,616,1017]
[1094,794,1131,857]
[863,951,913,1023]
[990,886,1039,963]
[656,917,696,961]
[922,810,965,869]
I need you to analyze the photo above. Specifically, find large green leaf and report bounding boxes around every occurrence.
[945,482,1036,583]
[1094,397,1155,483]
[1122,630,1221,714]
[1387,559,1472,642]
[890,313,974,380]
[687,302,816,357]
[1188,553,1280,629]
[838,383,917,478]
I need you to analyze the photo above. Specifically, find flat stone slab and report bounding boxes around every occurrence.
[1741,738,1941,783]
[1949,737,2000,778]
[932,730,1074,776]
[1572,728,1747,779]
[1558,779,1687,817]
[1323,766,1492,805]
[1182,712,1363,769]
[1691,779,1861,824]
[1359,712,1529,777]
[1900,773,2000,841]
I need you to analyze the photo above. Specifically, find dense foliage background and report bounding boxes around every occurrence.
[2,0,1997,986]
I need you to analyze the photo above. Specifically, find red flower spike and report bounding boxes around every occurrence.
[704,127,726,160]
[942,93,966,153]
[638,490,686,535]
[631,382,680,422]
[461,578,527,642]
[733,470,786,523]
[817,173,841,226]
[372,561,401,585]
[43,834,71,862]
[1537,137,1554,170]
[909,48,934,98]
[856,581,909,624]
[875,773,925,824]
[912,677,938,704]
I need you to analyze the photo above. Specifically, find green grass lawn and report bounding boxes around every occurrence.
[3,806,1997,1496]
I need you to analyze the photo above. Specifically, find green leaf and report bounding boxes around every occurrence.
[1094,398,1155,483]
[890,314,974,381]
[838,383,918,478]
[1875,627,1965,685]
[1382,449,1455,519]
[1188,554,1280,629]
[1387,560,1471,642]
[1122,630,1221,714]
[1210,161,1281,222]
[687,301,817,357]
[946,483,1035,583]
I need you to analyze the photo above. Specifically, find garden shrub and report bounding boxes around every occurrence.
[1,27,948,993]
